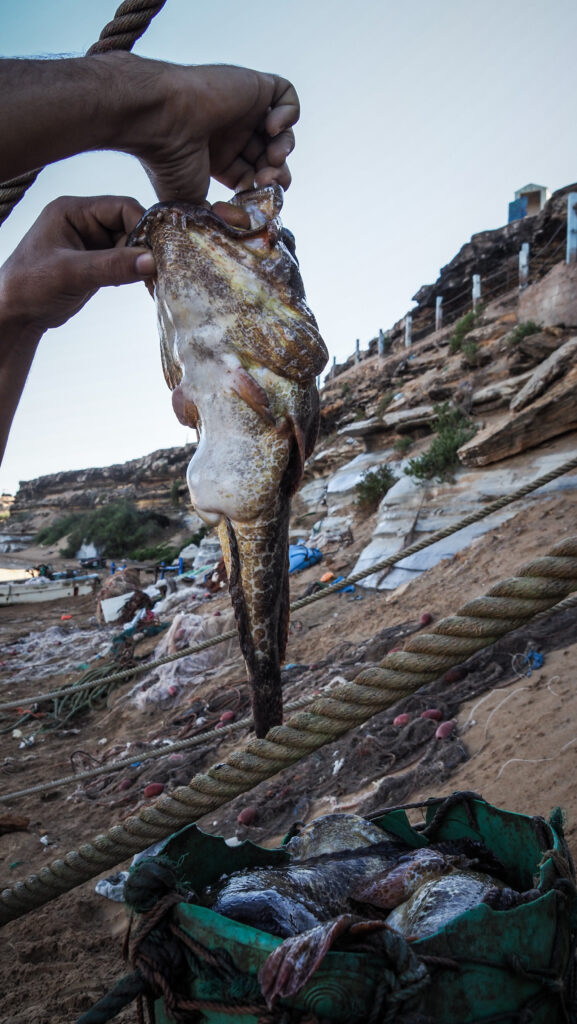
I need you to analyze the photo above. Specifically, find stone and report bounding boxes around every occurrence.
[519,262,577,328]
[326,451,396,504]
[510,336,577,411]
[381,405,436,432]
[471,373,532,408]
[459,363,577,466]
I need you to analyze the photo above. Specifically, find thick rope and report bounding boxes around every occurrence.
[3,450,577,715]
[86,0,168,55]
[6,590,577,803]
[2,536,577,926]
[0,0,167,227]
[1,694,316,801]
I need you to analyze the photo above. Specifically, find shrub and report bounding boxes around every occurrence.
[404,403,476,481]
[170,479,185,506]
[506,320,541,346]
[35,499,173,560]
[449,310,477,354]
[375,390,395,417]
[461,339,481,367]
[393,436,413,455]
[356,465,397,511]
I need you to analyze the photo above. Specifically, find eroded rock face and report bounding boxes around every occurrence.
[130,185,328,736]
[9,446,197,535]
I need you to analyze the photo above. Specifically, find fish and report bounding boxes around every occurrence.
[385,869,503,939]
[129,185,328,737]
[203,813,413,938]
[190,811,513,1006]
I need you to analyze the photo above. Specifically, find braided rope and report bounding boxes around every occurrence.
[86,0,168,55]
[0,0,167,227]
[2,535,577,926]
[2,449,576,714]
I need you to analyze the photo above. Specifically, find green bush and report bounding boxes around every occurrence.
[506,320,541,346]
[170,479,185,506]
[393,436,413,455]
[35,499,173,560]
[461,339,481,367]
[356,465,397,511]
[448,305,481,354]
[404,403,476,482]
[375,390,395,417]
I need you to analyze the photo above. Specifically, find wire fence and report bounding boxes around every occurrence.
[328,195,573,375]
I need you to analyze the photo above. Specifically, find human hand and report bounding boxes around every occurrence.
[0,195,155,333]
[111,56,299,205]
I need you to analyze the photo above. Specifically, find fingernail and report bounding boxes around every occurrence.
[135,252,155,276]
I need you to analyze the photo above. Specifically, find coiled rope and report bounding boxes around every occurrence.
[0,0,167,227]
[2,450,576,716]
[2,535,577,926]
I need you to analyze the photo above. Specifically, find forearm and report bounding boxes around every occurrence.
[0,52,158,181]
[0,317,42,463]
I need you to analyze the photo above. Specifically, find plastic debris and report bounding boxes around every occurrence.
[435,720,456,739]
[130,609,240,711]
[143,782,164,798]
[421,709,443,721]
[237,807,258,827]
[289,544,322,574]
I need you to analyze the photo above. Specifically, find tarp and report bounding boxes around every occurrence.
[288,544,322,574]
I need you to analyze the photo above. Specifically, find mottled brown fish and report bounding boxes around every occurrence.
[204,813,412,937]
[129,186,328,736]
[190,812,512,1006]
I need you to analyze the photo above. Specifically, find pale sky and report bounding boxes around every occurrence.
[1,0,576,494]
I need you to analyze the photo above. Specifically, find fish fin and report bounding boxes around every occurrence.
[258,914,356,1007]
[351,869,408,910]
[171,385,199,428]
[353,849,450,910]
[230,368,276,426]
[217,520,232,581]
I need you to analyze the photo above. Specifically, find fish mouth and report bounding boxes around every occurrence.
[127,184,285,249]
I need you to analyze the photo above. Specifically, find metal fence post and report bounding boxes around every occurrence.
[519,243,530,289]
[472,274,481,310]
[404,314,412,347]
[435,296,443,331]
[567,193,577,264]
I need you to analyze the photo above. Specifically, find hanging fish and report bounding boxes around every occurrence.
[129,186,328,736]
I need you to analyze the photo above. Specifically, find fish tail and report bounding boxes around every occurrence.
[220,495,291,738]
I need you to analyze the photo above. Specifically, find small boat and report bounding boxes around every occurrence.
[0,572,100,606]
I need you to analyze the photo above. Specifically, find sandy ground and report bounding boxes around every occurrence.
[1,490,576,1022]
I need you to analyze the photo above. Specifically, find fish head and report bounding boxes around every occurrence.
[128,184,327,395]
[286,813,397,861]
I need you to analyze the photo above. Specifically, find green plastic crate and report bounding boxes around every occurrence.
[148,796,576,1023]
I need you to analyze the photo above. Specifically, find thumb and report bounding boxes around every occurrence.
[72,246,155,290]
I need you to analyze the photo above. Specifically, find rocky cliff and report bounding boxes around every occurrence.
[8,444,197,537]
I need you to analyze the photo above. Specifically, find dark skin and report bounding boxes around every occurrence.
[0,53,300,460]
